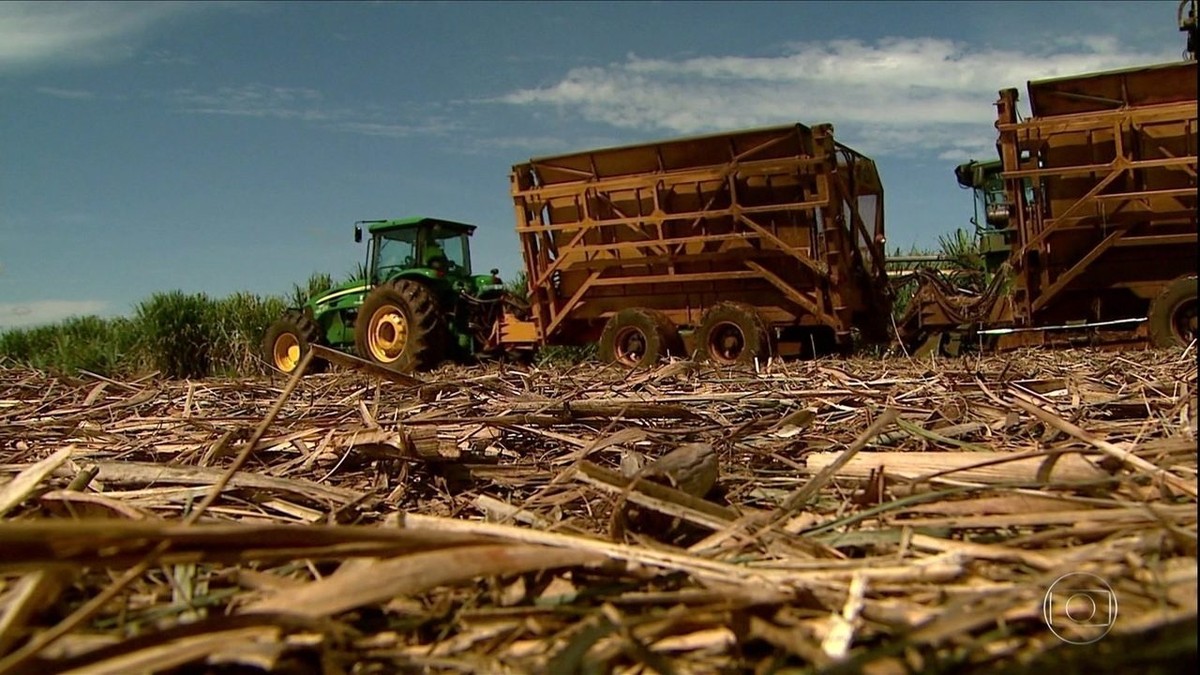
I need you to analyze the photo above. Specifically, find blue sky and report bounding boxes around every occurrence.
[0,1,1186,329]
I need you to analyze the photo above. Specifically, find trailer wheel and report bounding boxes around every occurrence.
[1149,275,1198,348]
[697,302,772,366]
[262,311,327,375]
[598,308,682,368]
[354,280,444,372]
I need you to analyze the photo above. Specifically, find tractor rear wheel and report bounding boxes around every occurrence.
[696,302,772,366]
[354,280,443,372]
[598,308,682,368]
[1149,275,1198,348]
[262,311,326,375]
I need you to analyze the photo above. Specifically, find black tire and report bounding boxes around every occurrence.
[598,308,683,368]
[1148,275,1198,348]
[262,311,326,375]
[696,302,772,366]
[354,279,444,372]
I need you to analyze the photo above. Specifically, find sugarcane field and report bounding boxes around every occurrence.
[0,342,1196,673]
[4,2,1198,674]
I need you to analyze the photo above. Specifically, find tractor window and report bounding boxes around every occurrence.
[377,230,417,274]
[427,228,470,273]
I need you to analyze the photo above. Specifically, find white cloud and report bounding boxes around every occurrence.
[142,49,196,66]
[0,2,202,72]
[35,86,94,100]
[171,85,332,121]
[169,84,459,140]
[468,135,574,155]
[333,119,458,138]
[497,36,1176,157]
[466,134,631,158]
[0,300,110,330]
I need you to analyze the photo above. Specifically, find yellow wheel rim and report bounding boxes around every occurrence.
[368,304,408,363]
[272,334,301,372]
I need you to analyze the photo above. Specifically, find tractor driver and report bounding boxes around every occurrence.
[422,239,448,268]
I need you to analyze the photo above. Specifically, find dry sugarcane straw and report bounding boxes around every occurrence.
[1012,397,1199,497]
[0,349,316,673]
[0,346,1195,673]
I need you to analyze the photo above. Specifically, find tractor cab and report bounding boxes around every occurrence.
[356,217,476,288]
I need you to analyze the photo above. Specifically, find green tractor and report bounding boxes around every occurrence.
[263,217,510,374]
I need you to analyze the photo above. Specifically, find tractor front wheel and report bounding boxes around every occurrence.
[354,280,443,372]
[262,311,326,375]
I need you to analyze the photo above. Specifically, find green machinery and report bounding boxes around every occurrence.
[888,160,1016,286]
[953,159,1015,279]
[263,217,509,373]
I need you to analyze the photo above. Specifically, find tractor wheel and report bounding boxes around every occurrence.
[262,311,326,375]
[598,308,683,368]
[696,302,773,366]
[354,280,443,372]
[1148,275,1198,348]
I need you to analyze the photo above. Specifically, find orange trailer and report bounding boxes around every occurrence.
[506,123,893,366]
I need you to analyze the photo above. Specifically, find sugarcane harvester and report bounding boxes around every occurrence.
[897,13,1198,354]
[1182,0,1198,61]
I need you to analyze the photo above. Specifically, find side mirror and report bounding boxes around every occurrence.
[354,224,362,243]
